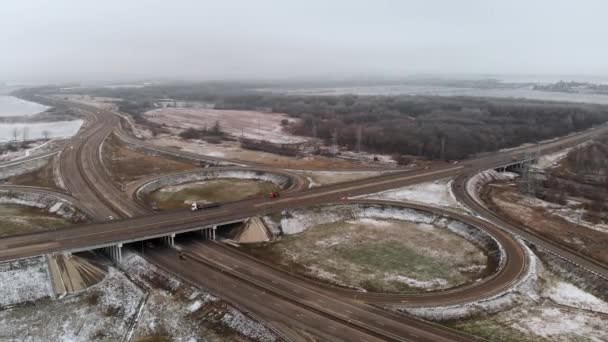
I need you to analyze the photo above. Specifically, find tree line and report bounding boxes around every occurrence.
[45,83,608,160]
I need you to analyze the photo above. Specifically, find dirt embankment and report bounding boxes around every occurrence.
[481,184,608,264]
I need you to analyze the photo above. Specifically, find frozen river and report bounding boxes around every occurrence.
[276,84,608,105]
[0,96,49,117]
[0,120,83,142]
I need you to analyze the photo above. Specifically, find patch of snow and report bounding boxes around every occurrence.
[511,306,606,340]
[0,256,54,308]
[187,300,202,312]
[346,217,393,228]
[535,149,570,169]
[206,151,226,158]
[466,170,518,205]
[49,201,63,213]
[385,274,448,289]
[544,281,608,314]
[361,178,469,212]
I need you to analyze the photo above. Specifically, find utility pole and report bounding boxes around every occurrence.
[440,136,446,161]
[356,125,362,153]
[331,130,338,156]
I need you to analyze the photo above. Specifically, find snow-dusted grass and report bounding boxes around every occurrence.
[361,178,469,212]
[0,257,53,308]
[432,248,608,341]
[123,252,280,342]
[492,188,608,234]
[145,107,306,144]
[543,281,608,314]
[295,170,389,188]
[0,266,144,341]
[246,204,494,293]
[137,169,292,202]
[466,170,518,205]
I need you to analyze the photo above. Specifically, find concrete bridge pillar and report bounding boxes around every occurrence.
[200,226,217,240]
[102,243,123,264]
[161,233,175,247]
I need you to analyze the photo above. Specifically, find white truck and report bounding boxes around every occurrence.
[190,202,221,211]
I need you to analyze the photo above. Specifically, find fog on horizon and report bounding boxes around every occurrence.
[2,0,608,84]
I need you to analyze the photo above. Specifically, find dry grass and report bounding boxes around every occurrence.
[147,135,380,169]
[482,184,608,264]
[242,218,487,293]
[102,133,197,184]
[0,204,72,237]
[146,179,280,210]
[4,155,61,190]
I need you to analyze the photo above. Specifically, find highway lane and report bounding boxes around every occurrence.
[148,243,478,342]
[0,165,466,261]
[147,247,391,342]
[201,199,530,307]
[453,173,608,280]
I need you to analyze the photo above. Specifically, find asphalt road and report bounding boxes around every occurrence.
[453,173,608,280]
[147,242,478,342]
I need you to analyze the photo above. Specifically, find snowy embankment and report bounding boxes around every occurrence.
[394,240,538,320]
[123,252,280,342]
[466,170,518,205]
[0,154,52,180]
[0,189,89,221]
[136,169,292,200]
[0,266,144,341]
[360,178,469,212]
[276,203,502,267]
[0,256,54,308]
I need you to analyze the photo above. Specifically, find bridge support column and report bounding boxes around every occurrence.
[200,226,217,240]
[102,243,122,264]
[161,233,175,247]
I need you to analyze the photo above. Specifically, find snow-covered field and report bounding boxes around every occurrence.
[0,120,83,142]
[0,266,144,341]
[361,178,469,212]
[123,252,280,341]
[441,252,608,341]
[145,107,306,144]
[0,96,49,117]
[0,257,54,308]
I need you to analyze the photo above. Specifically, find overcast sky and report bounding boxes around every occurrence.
[2,0,607,83]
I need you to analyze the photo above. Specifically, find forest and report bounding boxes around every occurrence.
[215,94,608,159]
[40,83,608,160]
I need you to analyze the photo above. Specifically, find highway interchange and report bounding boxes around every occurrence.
[1,96,608,341]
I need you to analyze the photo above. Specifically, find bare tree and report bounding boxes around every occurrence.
[42,130,50,140]
[12,127,18,142]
